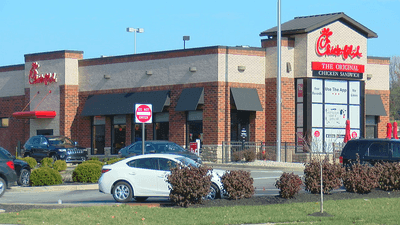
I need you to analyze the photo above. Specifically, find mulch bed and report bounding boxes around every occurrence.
[2,189,399,213]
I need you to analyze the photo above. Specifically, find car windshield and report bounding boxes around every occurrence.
[48,136,74,146]
[176,156,199,168]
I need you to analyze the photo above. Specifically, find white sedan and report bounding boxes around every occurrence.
[98,153,226,203]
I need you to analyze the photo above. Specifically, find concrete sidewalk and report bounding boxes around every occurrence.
[8,160,304,193]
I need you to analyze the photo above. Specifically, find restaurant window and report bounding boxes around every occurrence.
[154,112,169,140]
[131,115,147,143]
[231,110,250,142]
[92,116,105,155]
[366,116,377,139]
[186,111,203,148]
[112,115,126,155]
[0,118,9,128]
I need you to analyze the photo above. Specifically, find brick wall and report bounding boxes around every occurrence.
[60,85,79,139]
[0,94,28,155]
[365,90,390,138]
[265,77,295,143]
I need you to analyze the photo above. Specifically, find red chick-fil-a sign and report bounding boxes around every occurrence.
[316,28,362,60]
[29,62,57,85]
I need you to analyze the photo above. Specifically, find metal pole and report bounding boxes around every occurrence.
[134,30,137,54]
[142,123,145,154]
[276,0,282,162]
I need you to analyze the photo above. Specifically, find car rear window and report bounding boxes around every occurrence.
[342,142,359,157]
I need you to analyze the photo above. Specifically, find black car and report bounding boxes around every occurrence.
[0,150,17,197]
[0,147,30,186]
[23,135,88,163]
[340,138,400,167]
[118,141,202,163]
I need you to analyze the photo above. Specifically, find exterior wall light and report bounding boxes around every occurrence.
[104,75,111,79]
[367,74,373,80]
[238,66,246,72]
[189,67,197,72]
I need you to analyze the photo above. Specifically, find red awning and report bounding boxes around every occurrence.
[12,111,56,119]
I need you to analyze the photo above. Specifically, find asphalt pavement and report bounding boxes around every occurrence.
[8,160,305,193]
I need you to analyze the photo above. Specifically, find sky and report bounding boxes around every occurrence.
[1,0,399,67]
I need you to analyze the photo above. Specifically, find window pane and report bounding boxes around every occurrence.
[1,118,9,127]
[368,142,389,157]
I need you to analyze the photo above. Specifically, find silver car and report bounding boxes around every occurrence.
[99,154,225,203]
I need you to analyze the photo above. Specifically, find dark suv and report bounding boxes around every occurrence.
[340,139,400,167]
[0,151,17,197]
[23,135,88,163]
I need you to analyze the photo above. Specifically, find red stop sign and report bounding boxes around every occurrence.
[135,104,152,123]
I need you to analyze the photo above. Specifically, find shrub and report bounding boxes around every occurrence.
[30,167,62,186]
[257,151,267,161]
[342,162,379,193]
[82,160,104,167]
[40,157,53,168]
[106,158,124,165]
[231,151,243,162]
[275,172,303,199]
[221,170,255,200]
[304,158,345,194]
[243,148,256,162]
[167,166,211,207]
[90,157,99,161]
[72,162,102,183]
[53,160,67,172]
[21,156,37,169]
[376,162,400,191]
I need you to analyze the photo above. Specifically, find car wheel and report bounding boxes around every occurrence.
[17,169,30,186]
[134,197,148,202]
[0,177,6,197]
[206,183,220,200]
[51,154,58,162]
[112,181,133,203]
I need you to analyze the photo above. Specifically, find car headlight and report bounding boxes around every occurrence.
[58,149,67,152]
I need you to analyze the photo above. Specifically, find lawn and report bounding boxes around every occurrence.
[0,197,398,225]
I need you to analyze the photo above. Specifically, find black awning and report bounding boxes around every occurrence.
[81,90,170,116]
[366,94,387,116]
[231,88,263,111]
[175,88,204,111]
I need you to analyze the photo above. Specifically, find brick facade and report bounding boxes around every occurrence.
[365,90,390,138]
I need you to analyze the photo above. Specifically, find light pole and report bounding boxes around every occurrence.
[183,36,190,49]
[126,27,144,54]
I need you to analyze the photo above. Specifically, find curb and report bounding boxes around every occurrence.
[9,184,98,193]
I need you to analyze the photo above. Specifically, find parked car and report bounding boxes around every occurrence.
[0,147,30,186]
[99,154,226,203]
[0,150,17,197]
[118,141,202,163]
[340,138,400,167]
[23,135,88,163]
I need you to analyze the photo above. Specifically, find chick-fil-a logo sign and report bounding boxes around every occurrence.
[316,28,362,60]
[29,62,57,85]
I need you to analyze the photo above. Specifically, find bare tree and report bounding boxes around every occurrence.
[390,56,400,120]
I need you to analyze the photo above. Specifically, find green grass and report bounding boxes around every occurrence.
[0,198,399,225]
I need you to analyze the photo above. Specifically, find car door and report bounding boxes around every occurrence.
[29,137,41,160]
[156,158,178,196]
[37,137,50,160]
[126,158,159,196]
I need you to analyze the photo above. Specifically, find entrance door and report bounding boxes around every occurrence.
[231,110,250,142]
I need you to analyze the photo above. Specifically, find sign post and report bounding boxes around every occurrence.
[135,104,152,154]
